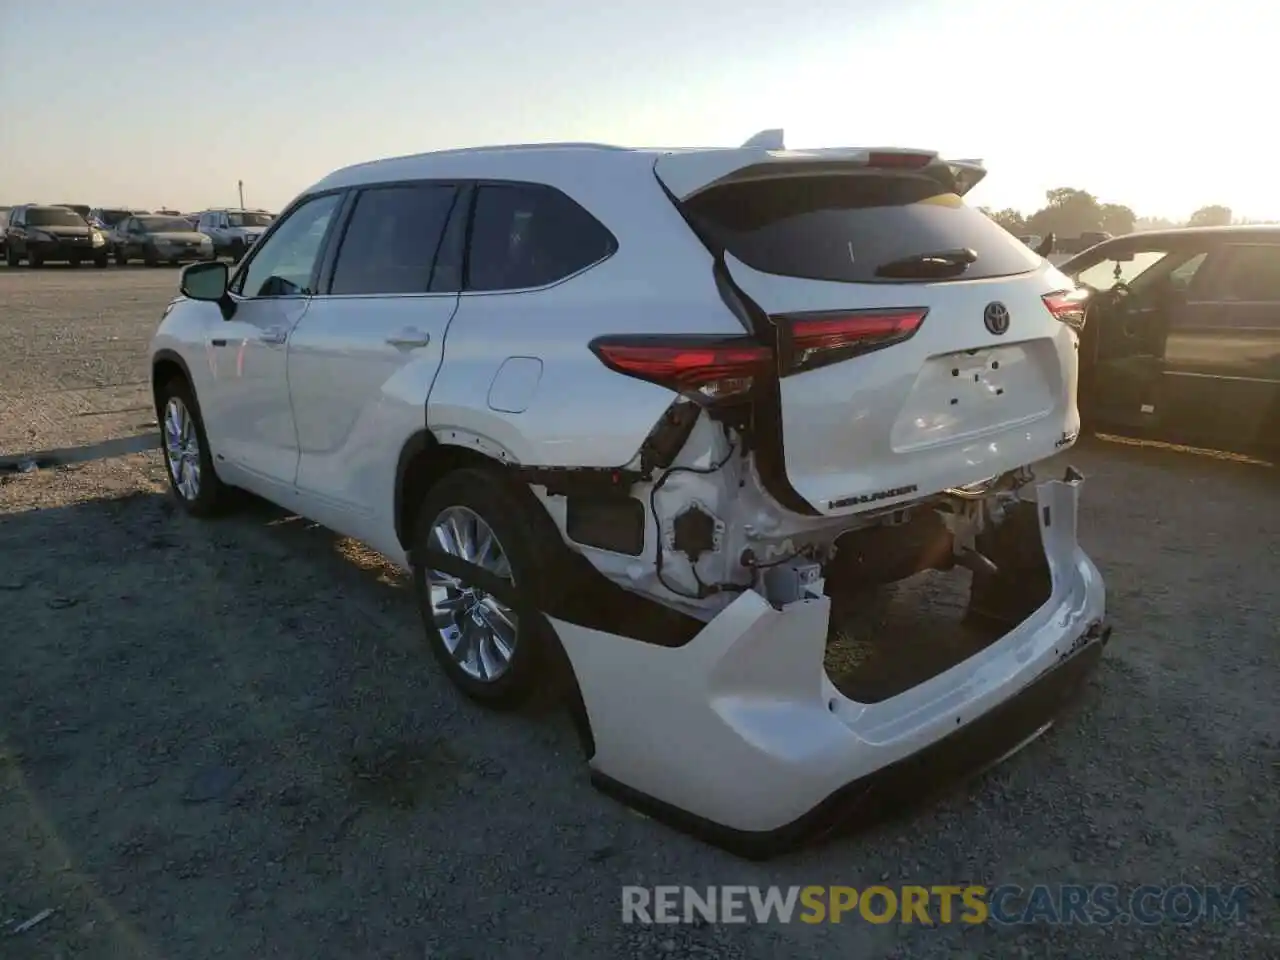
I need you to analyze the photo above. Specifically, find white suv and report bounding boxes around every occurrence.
[151,133,1108,851]
[193,208,275,262]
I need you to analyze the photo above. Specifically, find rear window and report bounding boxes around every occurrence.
[464,183,616,292]
[682,174,1040,284]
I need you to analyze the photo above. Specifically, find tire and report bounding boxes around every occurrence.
[5,247,17,267]
[29,251,43,268]
[115,247,128,266]
[94,252,109,268]
[410,467,568,709]
[157,377,228,517]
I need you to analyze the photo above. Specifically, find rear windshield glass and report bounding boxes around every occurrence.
[28,207,86,227]
[682,174,1040,284]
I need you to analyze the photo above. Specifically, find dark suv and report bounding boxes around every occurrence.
[1060,225,1280,452]
[4,204,109,268]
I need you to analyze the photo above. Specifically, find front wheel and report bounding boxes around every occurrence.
[410,468,567,709]
[157,378,228,517]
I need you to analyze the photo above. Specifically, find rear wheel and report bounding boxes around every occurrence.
[410,468,567,709]
[157,377,228,517]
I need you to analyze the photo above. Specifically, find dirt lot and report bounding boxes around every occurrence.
[1,266,1276,959]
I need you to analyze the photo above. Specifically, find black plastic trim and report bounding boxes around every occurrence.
[591,623,1111,860]
[150,348,195,401]
[393,429,435,547]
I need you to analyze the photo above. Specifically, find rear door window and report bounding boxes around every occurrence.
[464,183,616,292]
[681,174,1040,284]
[328,183,459,295]
[1197,244,1280,302]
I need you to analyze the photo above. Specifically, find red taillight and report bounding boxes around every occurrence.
[866,151,934,170]
[1042,289,1088,332]
[778,308,928,374]
[589,335,772,405]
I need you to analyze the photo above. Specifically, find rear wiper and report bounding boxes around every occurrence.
[874,247,978,279]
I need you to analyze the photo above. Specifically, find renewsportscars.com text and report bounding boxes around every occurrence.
[621,884,1251,926]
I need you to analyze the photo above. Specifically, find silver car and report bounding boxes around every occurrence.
[114,214,214,266]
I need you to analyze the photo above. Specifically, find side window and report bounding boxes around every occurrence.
[233,193,341,298]
[464,183,615,292]
[328,183,458,295]
[1200,245,1280,302]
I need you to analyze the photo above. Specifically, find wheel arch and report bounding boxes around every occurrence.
[394,430,520,552]
[151,348,195,415]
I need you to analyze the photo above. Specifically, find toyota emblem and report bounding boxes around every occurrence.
[984,301,1010,335]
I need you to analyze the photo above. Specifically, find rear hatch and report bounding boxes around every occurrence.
[654,143,1085,516]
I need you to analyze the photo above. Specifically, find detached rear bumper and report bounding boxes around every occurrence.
[550,472,1108,860]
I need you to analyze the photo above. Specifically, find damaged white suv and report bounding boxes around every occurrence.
[151,131,1108,857]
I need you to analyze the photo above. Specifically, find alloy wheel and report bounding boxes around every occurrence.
[163,396,202,501]
[426,506,518,683]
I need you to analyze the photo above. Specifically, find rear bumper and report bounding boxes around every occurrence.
[551,471,1108,859]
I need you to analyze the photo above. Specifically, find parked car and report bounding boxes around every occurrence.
[193,208,274,262]
[88,207,149,232]
[149,134,1108,855]
[1060,225,1280,452]
[5,204,109,267]
[0,208,9,257]
[114,214,215,266]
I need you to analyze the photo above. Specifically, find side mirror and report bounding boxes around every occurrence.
[181,260,229,302]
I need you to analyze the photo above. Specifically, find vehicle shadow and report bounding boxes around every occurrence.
[0,487,600,956]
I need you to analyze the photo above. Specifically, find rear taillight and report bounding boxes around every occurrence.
[775,308,928,375]
[1042,289,1088,332]
[589,334,772,405]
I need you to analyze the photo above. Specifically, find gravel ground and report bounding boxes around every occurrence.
[1,266,1276,959]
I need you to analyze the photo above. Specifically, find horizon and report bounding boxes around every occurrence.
[3,0,1275,222]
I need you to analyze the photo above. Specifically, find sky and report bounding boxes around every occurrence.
[2,0,1275,221]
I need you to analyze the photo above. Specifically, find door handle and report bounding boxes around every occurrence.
[386,329,431,349]
[259,326,288,345]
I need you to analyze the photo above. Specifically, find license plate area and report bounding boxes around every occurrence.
[890,343,1056,453]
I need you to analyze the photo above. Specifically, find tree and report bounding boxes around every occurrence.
[1025,188,1104,238]
[1098,203,1135,236]
[1187,205,1232,228]
[979,206,1028,234]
